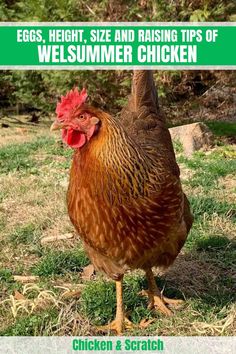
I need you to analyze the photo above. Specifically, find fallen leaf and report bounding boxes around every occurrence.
[81,264,95,281]
[14,290,26,300]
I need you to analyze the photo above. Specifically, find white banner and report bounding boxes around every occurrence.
[0,336,235,354]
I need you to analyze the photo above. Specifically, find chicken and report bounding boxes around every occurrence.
[50,71,193,334]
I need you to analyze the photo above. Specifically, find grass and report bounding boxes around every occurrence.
[0,137,51,174]
[81,275,151,326]
[179,147,236,189]
[32,249,90,277]
[0,135,72,174]
[205,121,236,137]
[189,195,235,221]
[0,309,59,336]
[8,223,41,245]
[0,268,13,282]
[0,124,235,336]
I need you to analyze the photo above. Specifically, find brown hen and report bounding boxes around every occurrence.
[51,71,193,334]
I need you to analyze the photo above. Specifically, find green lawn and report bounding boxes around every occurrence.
[0,125,235,336]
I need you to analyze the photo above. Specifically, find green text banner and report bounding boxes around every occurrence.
[0,22,235,69]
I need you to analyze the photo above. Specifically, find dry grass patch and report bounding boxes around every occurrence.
[0,122,52,146]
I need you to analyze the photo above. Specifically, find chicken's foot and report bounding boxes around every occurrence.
[142,268,184,316]
[97,317,134,335]
[96,278,135,334]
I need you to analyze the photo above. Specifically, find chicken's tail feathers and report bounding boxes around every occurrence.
[119,71,179,176]
[120,70,164,124]
[129,70,160,116]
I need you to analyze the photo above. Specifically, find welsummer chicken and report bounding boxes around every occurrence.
[50,71,193,334]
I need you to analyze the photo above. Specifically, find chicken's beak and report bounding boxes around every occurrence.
[50,121,64,131]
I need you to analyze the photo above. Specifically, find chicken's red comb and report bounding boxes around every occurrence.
[56,87,87,120]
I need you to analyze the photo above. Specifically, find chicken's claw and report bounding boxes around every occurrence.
[163,296,184,307]
[140,289,184,316]
[96,317,135,335]
[139,318,155,329]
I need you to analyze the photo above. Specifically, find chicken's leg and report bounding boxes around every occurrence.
[143,268,183,316]
[96,277,134,334]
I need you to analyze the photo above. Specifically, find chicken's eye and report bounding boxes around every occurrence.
[79,114,85,120]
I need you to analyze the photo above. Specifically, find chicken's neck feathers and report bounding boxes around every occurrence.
[71,112,173,202]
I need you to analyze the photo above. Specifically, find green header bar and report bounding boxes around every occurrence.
[0,23,235,69]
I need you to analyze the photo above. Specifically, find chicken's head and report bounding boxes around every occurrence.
[51,87,100,149]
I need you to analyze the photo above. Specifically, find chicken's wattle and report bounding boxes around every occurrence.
[62,125,96,149]
[62,128,86,148]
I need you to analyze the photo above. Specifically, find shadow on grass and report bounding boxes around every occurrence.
[165,235,236,308]
[81,235,235,327]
